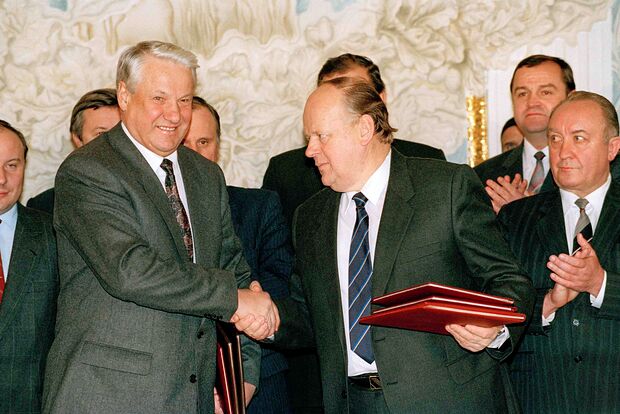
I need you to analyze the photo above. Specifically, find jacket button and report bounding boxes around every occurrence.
[190,374,197,383]
[572,319,580,326]
[197,331,204,339]
[574,355,583,363]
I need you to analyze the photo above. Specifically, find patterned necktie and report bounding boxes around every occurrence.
[348,193,375,364]
[527,151,546,194]
[0,219,5,303]
[160,159,194,262]
[573,198,593,253]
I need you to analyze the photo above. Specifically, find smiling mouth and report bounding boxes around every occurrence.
[158,126,177,132]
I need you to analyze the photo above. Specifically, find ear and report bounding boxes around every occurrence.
[117,81,129,111]
[608,136,620,161]
[70,133,83,149]
[379,89,387,103]
[358,114,375,146]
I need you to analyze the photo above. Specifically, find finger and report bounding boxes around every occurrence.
[234,314,256,331]
[576,233,594,255]
[249,281,263,292]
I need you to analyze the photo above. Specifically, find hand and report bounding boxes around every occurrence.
[546,234,605,297]
[232,281,280,340]
[445,324,503,352]
[214,388,224,414]
[244,382,256,407]
[484,174,530,214]
[542,282,579,318]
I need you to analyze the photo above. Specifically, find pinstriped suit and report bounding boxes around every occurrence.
[0,205,58,413]
[227,186,293,413]
[498,182,620,414]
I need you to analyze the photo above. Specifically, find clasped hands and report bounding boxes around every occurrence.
[485,174,531,214]
[543,233,605,316]
[231,281,280,340]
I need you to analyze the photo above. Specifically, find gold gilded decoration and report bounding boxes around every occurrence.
[466,96,488,167]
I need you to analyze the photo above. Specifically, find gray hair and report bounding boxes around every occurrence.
[116,41,198,92]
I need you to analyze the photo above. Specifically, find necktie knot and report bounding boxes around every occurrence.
[160,158,174,174]
[353,192,368,209]
[534,151,545,161]
[575,198,589,212]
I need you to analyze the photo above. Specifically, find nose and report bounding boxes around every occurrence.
[305,136,320,159]
[164,100,181,124]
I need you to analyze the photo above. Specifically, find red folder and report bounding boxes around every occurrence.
[360,282,526,335]
[216,322,246,414]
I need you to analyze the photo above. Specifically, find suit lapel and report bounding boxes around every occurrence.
[373,151,416,298]
[592,180,620,265]
[313,190,346,350]
[107,125,188,260]
[0,206,39,336]
[535,190,569,256]
[501,145,524,177]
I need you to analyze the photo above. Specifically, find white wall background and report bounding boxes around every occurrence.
[0,0,612,200]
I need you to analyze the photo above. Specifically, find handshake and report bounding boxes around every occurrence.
[232,281,280,340]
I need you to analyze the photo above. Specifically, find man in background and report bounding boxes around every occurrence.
[42,41,273,413]
[475,55,575,213]
[0,120,58,413]
[184,96,294,413]
[500,118,523,153]
[499,91,620,413]
[27,88,120,213]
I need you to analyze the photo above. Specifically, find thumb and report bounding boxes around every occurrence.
[249,280,263,292]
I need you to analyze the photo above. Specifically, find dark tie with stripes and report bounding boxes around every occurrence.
[348,192,374,364]
[160,159,194,262]
[573,198,593,253]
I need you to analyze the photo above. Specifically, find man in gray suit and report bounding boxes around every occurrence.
[42,41,276,413]
[0,120,58,413]
[499,91,620,413]
[252,78,535,413]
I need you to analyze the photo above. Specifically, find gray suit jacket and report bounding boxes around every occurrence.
[499,183,620,413]
[275,150,535,413]
[42,124,259,414]
[0,205,58,414]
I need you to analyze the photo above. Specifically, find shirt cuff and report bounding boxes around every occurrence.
[542,311,556,326]
[590,270,607,309]
[487,326,510,349]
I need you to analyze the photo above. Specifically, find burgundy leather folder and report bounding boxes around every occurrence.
[216,322,246,414]
[360,282,526,335]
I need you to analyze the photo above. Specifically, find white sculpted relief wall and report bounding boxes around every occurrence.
[0,0,610,199]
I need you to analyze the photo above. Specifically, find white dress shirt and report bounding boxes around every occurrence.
[544,174,610,325]
[337,151,391,376]
[122,123,195,261]
[0,204,18,281]
[522,139,549,184]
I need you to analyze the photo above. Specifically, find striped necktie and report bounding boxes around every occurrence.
[573,198,593,253]
[527,151,546,194]
[348,193,374,364]
[161,159,194,262]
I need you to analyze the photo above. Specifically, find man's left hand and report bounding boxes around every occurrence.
[445,324,503,352]
[547,234,605,297]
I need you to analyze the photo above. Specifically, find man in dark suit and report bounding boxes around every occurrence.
[257,78,535,413]
[184,97,294,413]
[475,55,575,213]
[27,88,121,214]
[263,53,445,227]
[42,41,276,413]
[499,91,620,413]
[262,54,446,413]
[0,120,58,413]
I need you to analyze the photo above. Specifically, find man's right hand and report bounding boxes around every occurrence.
[542,281,579,318]
[484,174,530,214]
[232,281,280,340]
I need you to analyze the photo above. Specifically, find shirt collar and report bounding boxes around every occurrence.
[342,150,391,214]
[522,138,549,160]
[0,203,18,227]
[122,122,179,174]
[559,173,611,214]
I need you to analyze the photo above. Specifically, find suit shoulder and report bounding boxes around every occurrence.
[227,186,279,206]
[393,139,445,160]
[26,187,55,213]
[268,147,307,165]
